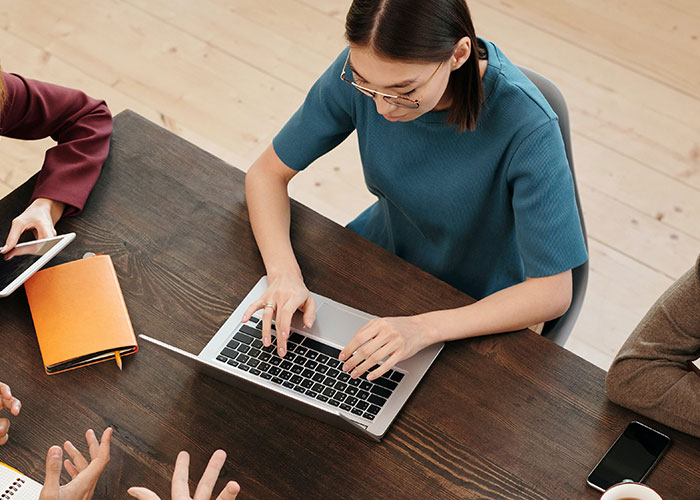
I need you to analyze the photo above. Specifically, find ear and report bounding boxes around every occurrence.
[451,36,472,71]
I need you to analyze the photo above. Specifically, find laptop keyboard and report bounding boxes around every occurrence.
[215,317,405,422]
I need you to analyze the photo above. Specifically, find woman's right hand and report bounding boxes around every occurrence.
[1,198,65,254]
[241,275,316,357]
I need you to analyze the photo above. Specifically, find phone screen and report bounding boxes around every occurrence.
[587,421,670,491]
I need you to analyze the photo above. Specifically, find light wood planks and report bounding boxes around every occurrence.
[1,0,699,370]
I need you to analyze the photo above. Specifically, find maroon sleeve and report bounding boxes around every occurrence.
[0,72,113,216]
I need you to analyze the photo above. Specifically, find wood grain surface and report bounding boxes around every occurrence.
[0,111,698,500]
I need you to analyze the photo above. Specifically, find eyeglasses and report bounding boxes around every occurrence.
[340,51,443,109]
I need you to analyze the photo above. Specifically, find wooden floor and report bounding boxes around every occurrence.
[1,1,699,370]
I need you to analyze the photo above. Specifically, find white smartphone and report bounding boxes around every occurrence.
[0,233,76,297]
[587,421,671,492]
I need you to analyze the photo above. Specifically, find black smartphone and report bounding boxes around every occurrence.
[587,421,671,492]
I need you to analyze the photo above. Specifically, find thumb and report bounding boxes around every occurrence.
[302,296,317,328]
[34,220,56,240]
[217,481,241,500]
[127,487,162,500]
[42,446,63,494]
[2,220,26,254]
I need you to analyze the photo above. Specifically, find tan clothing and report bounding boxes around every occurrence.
[606,255,700,438]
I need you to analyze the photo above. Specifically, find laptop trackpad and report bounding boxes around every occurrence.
[291,302,371,346]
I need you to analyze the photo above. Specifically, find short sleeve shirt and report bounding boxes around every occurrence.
[273,40,588,300]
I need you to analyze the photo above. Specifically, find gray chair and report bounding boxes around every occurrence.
[517,66,589,347]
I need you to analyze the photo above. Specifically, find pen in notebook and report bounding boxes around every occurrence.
[114,350,122,370]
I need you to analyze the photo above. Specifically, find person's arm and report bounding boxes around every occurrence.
[127,450,240,500]
[606,257,700,438]
[340,270,572,380]
[0,72,113,252]
[342,118,586,380]
[241,48,356,356]
[242,144,317,357]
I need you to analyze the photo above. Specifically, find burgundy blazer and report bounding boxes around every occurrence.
[0,72,113,216]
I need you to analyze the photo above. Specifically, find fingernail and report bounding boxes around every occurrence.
[50,447,61,458]
[339,353,346,361]
[279,347,286,356]
[0,246,5,253]
[282,331,288,339]
[367,373,375,380]
[351,370,358,378]
[13,401,20,411]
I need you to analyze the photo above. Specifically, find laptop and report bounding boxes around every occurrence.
[140,276,443,441]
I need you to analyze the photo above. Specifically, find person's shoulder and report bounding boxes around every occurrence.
[1,71,90,108]
[312,46,350,88]
[1,72,29,132]
[329,46,351,72]
[1,72,29,102]
[674,253,700,301]
[308,46,356,104]
[482,41,558,128]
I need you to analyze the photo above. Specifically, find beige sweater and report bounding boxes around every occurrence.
[606,255,700,438]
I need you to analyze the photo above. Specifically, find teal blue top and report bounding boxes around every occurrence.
[273,40,587,300]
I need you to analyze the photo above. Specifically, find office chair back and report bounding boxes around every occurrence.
[517,66,589,347]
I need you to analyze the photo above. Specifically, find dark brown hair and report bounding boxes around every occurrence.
[345,0,485,132]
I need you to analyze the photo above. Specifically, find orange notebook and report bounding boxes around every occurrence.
[24,254,138,375]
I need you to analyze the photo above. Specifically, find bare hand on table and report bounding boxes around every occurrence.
[241,274,316,357]
[339,315,434,380]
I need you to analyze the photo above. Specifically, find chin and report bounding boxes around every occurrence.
[382,113,413,122]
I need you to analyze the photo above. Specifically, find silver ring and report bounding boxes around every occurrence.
[263,302,276,309]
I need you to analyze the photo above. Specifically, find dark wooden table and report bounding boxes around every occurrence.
[1,111,698,500]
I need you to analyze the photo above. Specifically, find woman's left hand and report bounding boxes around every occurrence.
[339,315,436,380]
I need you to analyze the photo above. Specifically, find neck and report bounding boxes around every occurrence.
[434,58,488,111]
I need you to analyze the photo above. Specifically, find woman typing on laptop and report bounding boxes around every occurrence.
[0,67,112,254]
[243,0,587,381]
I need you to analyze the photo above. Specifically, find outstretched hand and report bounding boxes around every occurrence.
[39,427,113,500]
[128,450,240,500]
